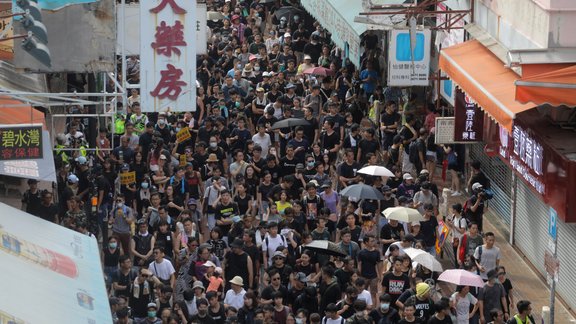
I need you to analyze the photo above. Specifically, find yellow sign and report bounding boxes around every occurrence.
[120,171,136,185]
[179,154,187,166]
[176,127,191,142]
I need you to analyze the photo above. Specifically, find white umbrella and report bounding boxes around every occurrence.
[383,207,424,222]
[357,165,395,177]
[403,248,443,272]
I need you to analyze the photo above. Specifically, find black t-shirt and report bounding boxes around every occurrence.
[261,285,289,302]
[208,303,226,324]
[321,131,340,151]
[381,272,410,304]
[302,117,318,143]
[428,315,453,324]
[214,202,239,234]
[261,164,281,184]
[399,126,416,152]
[337,161,361,186]
[419,217,438,248]
[380,223,404,252]
[381,112,401,129]
[358,138,380,162]
[234,193,252,216]
[279,156,298,177]
[36,203,59,223]
[357,249,380,279]
[189,315,216,324]
[258,182,275,203]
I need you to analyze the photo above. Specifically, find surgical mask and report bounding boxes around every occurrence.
[254,66,260,71]
[237,63,242,69]
[235,101,240,108]
[380,303,390,311]
[141,182,149,189]
[175,127,181,132]
[109,242,118,249]
[158,119,165,125]
[295,319,303,324]
[147,311,156,318]
[210,142,217,148]
[307,161,315,168]
[116,202,124,208]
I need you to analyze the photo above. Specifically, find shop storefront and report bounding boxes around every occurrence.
[440,39,576,310]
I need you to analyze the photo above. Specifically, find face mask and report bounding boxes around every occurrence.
[117,202,124,208]
[307,161,315,168]
[158,119,165,125]
[141,182,149,189]
[254,66,260,71]
[109,242,118,249]
[237,64,242,69]
[235,101,240,108]
[175,127,181,132]
[295,319,303,324]
[210,142,217,148]
[147,311,156,318]
[380,303,390,311]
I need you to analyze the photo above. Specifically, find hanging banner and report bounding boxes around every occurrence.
[388,29,431,86]
[453,89,484,142]
[0,125,43,160]
[117,3,208,55]
[140,0,196,113]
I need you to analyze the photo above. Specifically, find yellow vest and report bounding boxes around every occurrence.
[114,115,126,135]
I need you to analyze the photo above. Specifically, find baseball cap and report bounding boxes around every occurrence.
[420,169,430,175]
[147,303,157,309]
[273,251,286,259]
[75,156,87,165]
[187,198,198,206]
[304,55,311,60]
[67,174,79,184]
[295,272,308,283]
[411,221,421,227]
[403,173,414,180]
[472,182,483,190]
[403,233,415,242]
[284,32,291,38]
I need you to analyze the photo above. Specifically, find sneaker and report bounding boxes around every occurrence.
[451,191,462,197]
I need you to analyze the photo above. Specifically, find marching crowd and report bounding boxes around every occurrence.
[19,1,537,324]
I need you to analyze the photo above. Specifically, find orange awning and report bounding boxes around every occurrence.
[515,65,576,107]
[0,97,46,128]
[439,40,535,132]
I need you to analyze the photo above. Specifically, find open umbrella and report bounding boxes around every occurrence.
[207,11,226,20]
[403,248,443,272]
[270,118,310,130]
[357,165,394,177]
[274,6,304,21]
[438,269,485,288]
[340,183,385,201]
[303,67,335,77]
[304,240,347,257]
[383,206,424,222]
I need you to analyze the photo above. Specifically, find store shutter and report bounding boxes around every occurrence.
[469,144,512,224]
[513,179,548,279]
[556,216,576,310]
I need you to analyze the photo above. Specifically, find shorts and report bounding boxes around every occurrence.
[365,277,379,294]
[426,150,437,162]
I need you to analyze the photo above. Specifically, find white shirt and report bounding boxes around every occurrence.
[262,234,286,266]
[148,258,175,281]
[357,289,373,307]
[322,316,344,324]
[224,288,246,309]
[252,133,272,158]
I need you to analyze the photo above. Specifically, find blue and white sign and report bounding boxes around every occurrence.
[13,0,98,19]
[549,207,558,240]
[388,29,431,86]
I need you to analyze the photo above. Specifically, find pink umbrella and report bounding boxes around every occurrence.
[438,269,485,288]
[303,67,334,76]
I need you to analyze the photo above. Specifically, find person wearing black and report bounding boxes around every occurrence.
[36,190,59,223]
[111,255,138,298]
[212,189,239,242]
[369,293,401,324]
[190,297,216,323]
[381,258,410,309]
[337,149,361,190]
[357,235,381,304]
[223,238,253,291]
[319,265,341,315]
[320,119,341,163]
[21,179,42,216]
[380,218,404,256]
[468,160,491,193]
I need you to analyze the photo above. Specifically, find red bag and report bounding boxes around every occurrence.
[458,234,467,265]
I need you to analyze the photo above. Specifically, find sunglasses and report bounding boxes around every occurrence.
[272,277,281,281]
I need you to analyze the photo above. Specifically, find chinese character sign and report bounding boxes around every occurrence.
[140,0,196,113]
[388,29,431,86]
[453,89,484,142]
[0,126,43,161]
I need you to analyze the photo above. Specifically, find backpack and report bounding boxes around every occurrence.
[408,139,420,164]
[264,235,287,249]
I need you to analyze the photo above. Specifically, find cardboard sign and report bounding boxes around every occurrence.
[120,171,136,185]
[179,154,187,166]
[176,127,191,143]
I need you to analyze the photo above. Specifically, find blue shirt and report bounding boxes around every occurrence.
[360,69,378,94]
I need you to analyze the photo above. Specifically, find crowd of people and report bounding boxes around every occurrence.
[18,0,536,324]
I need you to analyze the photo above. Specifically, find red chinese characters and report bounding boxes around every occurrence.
[150,64,187,100]
[151,21,187,57]
[150,0,186,14]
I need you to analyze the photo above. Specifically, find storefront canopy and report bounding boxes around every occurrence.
[439,40,535,132]
[301,0,367,67]
[515,65,576,107]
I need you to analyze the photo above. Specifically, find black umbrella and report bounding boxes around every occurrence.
[304,240,347,257]
[270,118,310,130]
[339,183,385,200]
[274,6,304,21]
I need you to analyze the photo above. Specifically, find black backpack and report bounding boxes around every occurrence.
[408,139,421,164]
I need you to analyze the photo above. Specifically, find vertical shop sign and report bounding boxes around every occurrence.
[388,29,431,86]
[140,0,196,112]
[453,89,484,142]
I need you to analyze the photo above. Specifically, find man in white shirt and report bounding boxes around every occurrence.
[322,303,344,324]
[262,222,287,268]
[473,231,501,280]
[149,246,176,288]
[224,276,246,309]
[252,123,272,159]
